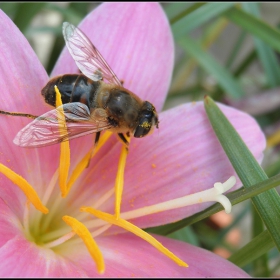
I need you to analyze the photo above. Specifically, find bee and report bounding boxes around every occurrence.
[2,22,159,148]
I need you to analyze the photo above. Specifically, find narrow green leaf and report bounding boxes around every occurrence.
[242,3,280,87]
[170,17,228,96]
[146,173,280,235]
[204,96,280,250]
[163,2,194,21]
[179,38,245,98]
[167,226,199,246]
[172,3,235,39]
[233,49,257,77]
[169,3,206,24]
[225,30,247,69]
[252,206,269,276]
[13,3,47,33]
[228,230,274,268]
[225,6,280,53]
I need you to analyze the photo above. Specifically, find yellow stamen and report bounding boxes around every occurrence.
[66,131,113,193]
[59,141,71,197]
[115,137,130,219]
[81,207,188,268]
[55,86,71,197]
[55,85,113,197]
[0,164,48,214]
[63,215,105,274]
[267,130,280,148]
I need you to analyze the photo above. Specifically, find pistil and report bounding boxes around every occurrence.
[83,176,236,231]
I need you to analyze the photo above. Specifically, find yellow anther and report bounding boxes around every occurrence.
[0,164,48,214]
[115,136,130,219]
[63,215,105,274]
[55,86,71,197]
[81,207,188,268]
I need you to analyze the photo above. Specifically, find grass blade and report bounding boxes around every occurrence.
[179,38,245,98]
[228,230,274,268]
[242,3,280,87]
[172,3,235,39]
[225,6,280,53]
[204,96,280,251]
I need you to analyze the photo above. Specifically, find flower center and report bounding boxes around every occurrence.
[0,86,236,274]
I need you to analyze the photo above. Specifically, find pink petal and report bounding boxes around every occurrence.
[71,102,265,229]
[0,235,88,277]
[52,2,174,111]
[63,233,250,277]
[122,102,265,227]
[0,10,48,123]
[0,11,60,202]
[0,199,23,247]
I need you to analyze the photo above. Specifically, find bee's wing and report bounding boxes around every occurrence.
[14,103,112,148]
[62,22,122,86]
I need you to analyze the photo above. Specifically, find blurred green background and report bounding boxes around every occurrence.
[1,2,280,277]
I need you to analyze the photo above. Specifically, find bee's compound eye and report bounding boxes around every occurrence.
[134,117,151,138]
[143,110,152,118]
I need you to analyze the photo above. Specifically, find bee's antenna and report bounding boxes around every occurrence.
[0,110,38,119]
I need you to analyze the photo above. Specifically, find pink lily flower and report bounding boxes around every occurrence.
[0,3,264,277]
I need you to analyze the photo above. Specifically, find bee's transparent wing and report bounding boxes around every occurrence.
[14,103,112,148]
[62,22,122,86]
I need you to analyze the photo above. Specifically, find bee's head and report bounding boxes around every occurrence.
[134,101,159,138]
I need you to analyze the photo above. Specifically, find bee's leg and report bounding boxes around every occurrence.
[117,133,129,150]
[115,133,130,218]
[86,132,101,168]
[0,110,38,119]
[66,131,113,195]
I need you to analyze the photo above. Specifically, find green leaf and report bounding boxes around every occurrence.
[167,226,199,246]
[169,3,206,24]
[233,49,257,77]
[225,30,247,69]
[172,2,235,39]
[228,230,274,268]
[146,173,280,236]
[163,2,194,21]
[242,3,280,87]
[225,6,280,53]
[179,38,245,98]
[204,96,280,251]
[252,206,269,276]
[13,3,47,34]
